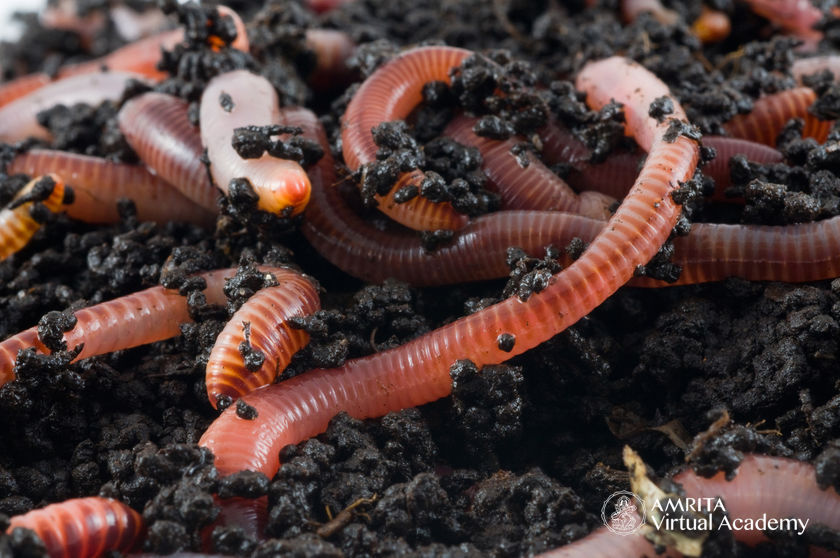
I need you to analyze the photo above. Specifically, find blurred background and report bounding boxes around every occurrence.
[1,0,48,41]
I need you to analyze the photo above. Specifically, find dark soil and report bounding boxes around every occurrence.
[0,0,839,557]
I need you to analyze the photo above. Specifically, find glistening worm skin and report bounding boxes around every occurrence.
[442,115,615,219]
[118,92,220,212]
[723,87,831,146]
[8,149,215,227]
[0,71,149,143]
[206,268,320,408]
[0,174,69,262]
[0,268,245,388]
[200,70,311,216]
[200,56,700,478]
[6,497,144,558]
[538,455,840,557]
[341,46,472,231]
[0,4,250,109]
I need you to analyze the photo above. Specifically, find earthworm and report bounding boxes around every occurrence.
[0,268,238,388]
[0,5,249,109]
[205,268,320,408]
[0,174,69,262]
[621,0,679,26]
[0,71,148,143]
[200,70,311,216]
[6,496,144,558]
[792,54,840,83]
[743,0,824,47]
[118,92,220,213]
[559,136,782,201]
[8,149,215,226]
[200,56,700,477]
[723,87,831,145]
[305,29,356,92]
[341,46,472,231]
[538,454,840,557]
[0,31,180,109]
[442,115,615,219]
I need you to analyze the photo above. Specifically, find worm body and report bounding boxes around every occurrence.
[793,55,840,83]
[443,115,615,219]
[341,46,472,230]
[0,30,180,109]
[691,6,731,43]
[0,71,148,143]
[118,92,220,212]
[743,0,823,45]
[7,497,144,558]
[0,174,68,262]
[200,70,311,216]
[304,29,356,91]
[723,87,831,145]
[621,0,679,25]
[206,268,320,408]
[0,4,248,110]
[8,150,215,226]
[538,455,840,557]
[0,268,237,388]
[540,123,782,200]
[201,56,700,478]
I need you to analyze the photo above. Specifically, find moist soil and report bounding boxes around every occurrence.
[1,0,840,556]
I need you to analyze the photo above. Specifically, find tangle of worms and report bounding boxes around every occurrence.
[0,174,69,262]
[8,149,215,226]
[199,55,700,479]
[538,454,840,557]
[118,92,220,213]
[6,496,144,558]
[200,70,312,216]
[205,268,321,409]
[341,46,472,231]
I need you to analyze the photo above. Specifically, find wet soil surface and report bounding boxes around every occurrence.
[1,0,840,556]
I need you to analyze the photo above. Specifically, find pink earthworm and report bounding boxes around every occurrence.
[341,46,473,231]
[0,267,243,388]
[205,268,320,409]
[118,92,220,213]
[553,135,782,201]
[304,29,356,92]
[199,56,700,478]
[0,5,249,110]
[0,71,149,143]
[538,455,840,557]
[621,0,679,26]
[7,149,215,226]
[723,87,832,145]
[792,54,840,83]
[200,70,311,216]
[442,114,615,219]
[7,496,144,558]
[0,30,181,109]
[0,174,69,262]
[743,0,824,47]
